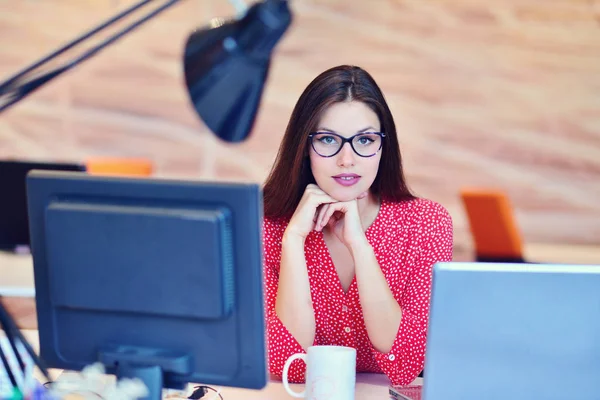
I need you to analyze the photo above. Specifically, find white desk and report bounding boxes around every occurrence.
[13,330,406,400]
[3,244,600,329]
[524,243,600,265]
[0,251,35,297]
[3,243,600,297]
[0,251,37,329]
[205,373,398,400]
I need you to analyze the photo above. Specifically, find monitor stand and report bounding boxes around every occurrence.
[100,344,192,400]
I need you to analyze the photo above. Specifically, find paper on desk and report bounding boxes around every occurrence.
[389,384,422,400]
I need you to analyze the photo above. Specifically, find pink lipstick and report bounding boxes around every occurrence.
[333,173,361,187]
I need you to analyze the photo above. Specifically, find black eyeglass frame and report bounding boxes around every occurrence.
[188,385,224,400]
[308,131,386,158]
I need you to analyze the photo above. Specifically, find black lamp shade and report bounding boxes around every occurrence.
[183,0,292,143]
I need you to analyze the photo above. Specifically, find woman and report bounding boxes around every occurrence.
[262,65,453,386]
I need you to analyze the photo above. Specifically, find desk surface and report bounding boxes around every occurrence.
[3,244,600,329]
[5,247,599,397]
[13,330,406,400]
[2,243,600,294]
[0,250,35,295]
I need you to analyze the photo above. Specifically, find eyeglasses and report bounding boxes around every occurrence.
[188,385,223,400]
[42,382,225,400]
[308,131,385,158]
[164,385,223,399]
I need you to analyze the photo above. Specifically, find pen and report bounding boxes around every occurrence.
[9,386,23,400]
[0,300,26,374]
[0,343,19,391]
[0,299,53,384]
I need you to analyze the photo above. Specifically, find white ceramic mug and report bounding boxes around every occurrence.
[282,345,357,400]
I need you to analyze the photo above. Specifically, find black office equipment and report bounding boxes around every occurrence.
[0,160,86,251]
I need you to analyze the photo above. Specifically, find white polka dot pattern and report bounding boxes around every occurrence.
[263,198,453,386]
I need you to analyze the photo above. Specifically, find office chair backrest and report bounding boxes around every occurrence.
[460,188,524,262]
[86,157,153,177]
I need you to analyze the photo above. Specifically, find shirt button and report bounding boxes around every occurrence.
[388,354,395,361]
[342,306,348,312]
[344,327,351,333]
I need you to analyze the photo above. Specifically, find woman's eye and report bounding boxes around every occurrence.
[318,136,337,144]
[357,136,375,145]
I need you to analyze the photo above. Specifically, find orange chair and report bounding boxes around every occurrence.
[85,157,153,177]
[460,188,526,263]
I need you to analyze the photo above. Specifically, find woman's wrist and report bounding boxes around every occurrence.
[282,228,306,247]
[348,235,372,258]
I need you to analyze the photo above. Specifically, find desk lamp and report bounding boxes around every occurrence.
[0,0,291,396]
[0,0,292,142]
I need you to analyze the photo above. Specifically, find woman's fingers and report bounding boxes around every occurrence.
[316,204,330,231]
[313,192,338,206]
[308,193,337,223]
[320,203,346,231]
[304,185,366,232]
[327,211,343,230]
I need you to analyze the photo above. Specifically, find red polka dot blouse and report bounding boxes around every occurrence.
[263,198,454,386]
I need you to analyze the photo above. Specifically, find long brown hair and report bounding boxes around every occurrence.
[263,65,415,219]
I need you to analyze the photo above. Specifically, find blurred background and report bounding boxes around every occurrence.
[1,0,599,261]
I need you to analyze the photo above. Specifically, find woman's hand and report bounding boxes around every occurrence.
[315,192,368,249]
[284,184,338,241]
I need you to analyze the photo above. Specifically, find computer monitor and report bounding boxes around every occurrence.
[26,170,267,400]
[424,262,600,400]
[0,160,86,251]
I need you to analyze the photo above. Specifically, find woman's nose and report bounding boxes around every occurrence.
[337,142,356,167]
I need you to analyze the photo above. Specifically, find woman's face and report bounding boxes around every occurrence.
[309,101,383,202]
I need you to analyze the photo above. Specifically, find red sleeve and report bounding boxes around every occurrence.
[263,218,308,383]
[371,201,454,385]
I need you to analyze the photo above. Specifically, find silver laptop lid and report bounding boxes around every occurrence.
[424,262,600,400]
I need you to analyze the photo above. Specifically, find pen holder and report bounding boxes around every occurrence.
[0,299,148,399]
[0,298,49,399]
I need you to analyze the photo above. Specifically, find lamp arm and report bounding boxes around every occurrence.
[0,0,185,113]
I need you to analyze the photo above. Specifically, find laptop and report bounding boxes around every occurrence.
[0,160,86,251]
[423,262,600,400]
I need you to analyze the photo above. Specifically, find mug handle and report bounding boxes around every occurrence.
[282,353,307,398]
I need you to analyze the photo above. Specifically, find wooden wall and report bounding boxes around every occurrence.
[1,0,599,254]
